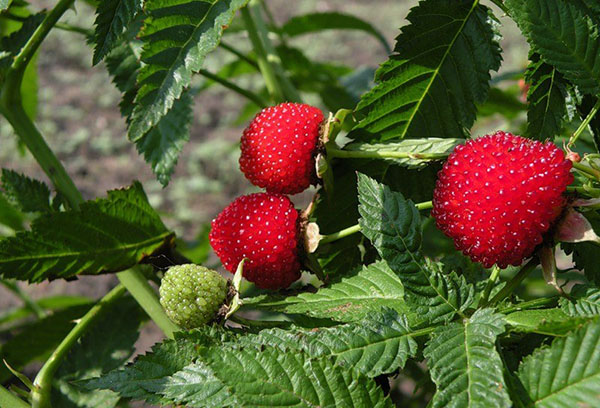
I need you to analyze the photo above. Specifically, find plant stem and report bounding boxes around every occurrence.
[258,0,287,45]
[241,5,285,103]
[198,69,267,107]
[478,265,500,307]
[1,13,92,36]
[220,41,259,69]
[566,185,600,196]
[572,161,600,181]
[0,279,45,319]
[319,201,434,244]
[568,98,600,147]
[488,258,538,306]
[115,270,178,338]
[327,146,450,161]
[31,284,126,408]
[0,384,30,408]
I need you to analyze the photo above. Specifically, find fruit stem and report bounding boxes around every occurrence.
[571,161,600,181]
[198,69,268,108]
[0,385,29,408]
[0,279,45,319]
[568,98,600,148]
[31,284,127,408]
[488,258,538,306]
[478,265,500,307]
[327,146,450,161]
[319,201,433,244]
[566,185,600,196]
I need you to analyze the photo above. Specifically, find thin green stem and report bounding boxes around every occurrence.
[572,161,600,181]
[478,265,500,308]
[258,0,286,44]
[0,384,30,408]
[241,5,285,103]
[198,69,267,107]
[0,279,45,319]
[488,258,538,306]
[568,98,600,147]
[1,13,92,36]
[31,285,126,408]
[567,185,600,196]
[319,201,433,244]
[327,146,450,161]
[220,41,259,69]
[499,296,558,314]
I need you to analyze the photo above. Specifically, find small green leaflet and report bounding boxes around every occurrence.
[92,0,143,65]
[0,182,175,282]
[424,309,511,408]
[357,173,474,324]
[1,169,51,213]
[349,0,501,141]
[516,319,600,407]
[560,285,600,317]
[505,308,593,336]
[127,0,249,142]
[506,0,600,95]
[242,260,410,322]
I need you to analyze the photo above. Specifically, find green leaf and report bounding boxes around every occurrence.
[516,319,600,407]
[506,0,600,95]
[560,285,600,317]
[357,173,474,323]
[51,297,143,408]
[0,193,24,232]
[476,86,526,119]
[350,0,501,141]
[424,309,511,408]
[1,169,51,213]
[237,308,418,378]
[525,54,568,141]
[342,138,462,169]
[0,303,93,383]
[506,308,593,336]
[127,0,249,142]
[0,13,44,79]
[0,182,175,282]
[92,0,142,65]
[163,348,393,408]
[0,0,12,11]
[244,261,410,322]
[280,12,390,53]
[104,41,139,118]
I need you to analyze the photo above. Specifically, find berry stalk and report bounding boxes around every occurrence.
[568,98,600,147]
[319,200,433,245]
[488,258,538,305]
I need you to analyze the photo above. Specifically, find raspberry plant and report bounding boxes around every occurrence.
[0,0,600,407]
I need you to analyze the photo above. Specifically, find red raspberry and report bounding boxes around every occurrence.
[432,131,573,268]
[240,103,324,194]
[209,193,301,289]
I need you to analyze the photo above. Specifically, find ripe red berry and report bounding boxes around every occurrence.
[209,192,302,289]
[240,102,325,194]
[432,131,573,268]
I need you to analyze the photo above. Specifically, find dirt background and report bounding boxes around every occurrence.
[0,0,528,405]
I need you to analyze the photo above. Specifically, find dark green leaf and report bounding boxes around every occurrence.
[127,0,249,142]
[92,0,142,65]
[424,309,510,408]
[0,193,24,231]
[0,13,44,79]
[1,169,51,213]
[243,261,410,322]
[280,12,390,53]
[506,0,600,94]
[525,54,568,141]
[0,182,175,282]
[516,319,600,407]
[560,285,600,317]
[350,0,501,141]
[357,173,473,323]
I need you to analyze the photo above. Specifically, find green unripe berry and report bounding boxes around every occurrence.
[159,264,228,329]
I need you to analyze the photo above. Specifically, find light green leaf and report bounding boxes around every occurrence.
[237,308,418,378]
[506,308,593,336]
[350,0,501,141]
[127,0,249,142]
[517,319,600,407]
[280,12,390,53]
[92,0,143,65]
[357,173,473,323]
[162,348,393,408]
[525,54,568,141]
[424,309,511,408]
[0,182,175,282]
[560,285,600,317]
[1,169,51,213]
[506,0,600,95]
[342,138,462,169]
[242,260,410,322]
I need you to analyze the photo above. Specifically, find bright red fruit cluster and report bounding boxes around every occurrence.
[432,131,573,268]
[240,102,324,194]
[209,192,301,290]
